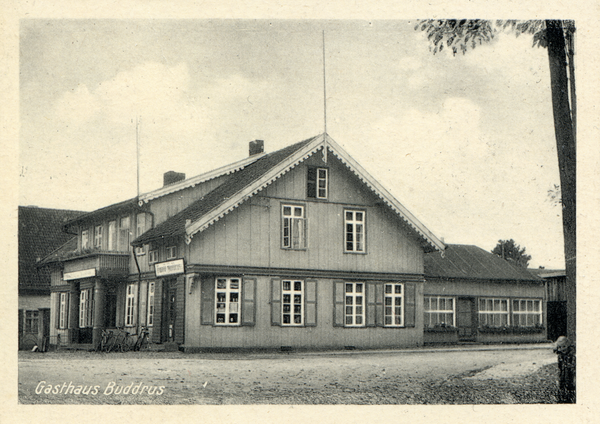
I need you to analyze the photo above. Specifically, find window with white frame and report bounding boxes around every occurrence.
[148,249,159,264]
[147,282,155,326]
[424,296,455,328]
[25,310,39,333]
[166,245,178,260]
[119,217,130,252]
[307,167,328,199]
[94,225,103,249]
[344,210,365,252]
[345,282,365,326]
[136,213,146,237]
[479,298,509,327]
[282,280,303,325]
[512,299,542,327]
[215,278,240,325]
[59,292,68,329]
[385,283,404,326]
[108,221,117,251]
[81,229,89,250]
[125,284,136,326]
[79,289,92,328]
[281,204,306,249]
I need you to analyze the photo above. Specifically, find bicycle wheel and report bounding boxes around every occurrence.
[120,335,131,352]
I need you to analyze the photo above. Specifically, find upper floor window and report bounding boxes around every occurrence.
[344,210,365,253]
[166,245,178,260]
[118,217,130,252]
[136,213,146,238]
[108,221,117,251]
[281,204,306,250]
[94,225,103,249]
[148,249,159,264]
[81,229,89,250]
[307,167,328,199]
[512,299,542,327]
[215,278,240,325]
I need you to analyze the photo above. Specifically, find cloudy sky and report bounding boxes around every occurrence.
[19,19,564,268]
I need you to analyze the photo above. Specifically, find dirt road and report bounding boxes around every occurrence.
[18,345,559,404]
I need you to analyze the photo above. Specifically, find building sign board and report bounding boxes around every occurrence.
[63,268,96,281]
[155,259,185,277]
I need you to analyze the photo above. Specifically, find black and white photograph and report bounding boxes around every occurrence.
[4,2,598,421]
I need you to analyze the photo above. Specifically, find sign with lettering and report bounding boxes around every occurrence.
[63,268,96,281]
[155,259,185,277]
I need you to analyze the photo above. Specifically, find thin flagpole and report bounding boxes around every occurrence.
[136,116,140,198]
[322,30,327,136]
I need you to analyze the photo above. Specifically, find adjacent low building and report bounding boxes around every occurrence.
[423,244,546,344]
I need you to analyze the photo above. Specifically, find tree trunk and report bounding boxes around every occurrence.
[546,19,576,403]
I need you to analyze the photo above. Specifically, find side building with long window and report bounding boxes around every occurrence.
[41,134,447,350]
[423,244,547,344]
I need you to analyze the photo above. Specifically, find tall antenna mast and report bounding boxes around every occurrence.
[322,30,328,163]
[322,30,327,136]
[136,116,141,198]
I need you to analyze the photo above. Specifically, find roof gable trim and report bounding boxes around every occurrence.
[184,135,325,242]
[138,152,266,205]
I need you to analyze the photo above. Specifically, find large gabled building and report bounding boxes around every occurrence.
[41,134,446,350]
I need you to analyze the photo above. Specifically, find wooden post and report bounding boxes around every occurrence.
[92,279,106,350]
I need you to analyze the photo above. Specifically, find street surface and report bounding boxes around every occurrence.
[18,345,559,404]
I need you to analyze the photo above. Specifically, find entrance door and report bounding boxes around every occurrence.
[457,297,476,341]
[166,287,176,342]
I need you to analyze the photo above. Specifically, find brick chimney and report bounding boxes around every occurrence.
[249,139,264,156]
[163,171,186,187]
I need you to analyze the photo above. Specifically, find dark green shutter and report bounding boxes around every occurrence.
[201,276,215,325]
[404,282,416,327]
[366,282,376,327]
[375,283,384,327]
[305,280,317,327]
[271,278,281,326]
[241,277,256,326]
[333,280,345,327]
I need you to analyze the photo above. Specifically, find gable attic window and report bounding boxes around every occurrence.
[307,167,328,199]
[281,204,306,249]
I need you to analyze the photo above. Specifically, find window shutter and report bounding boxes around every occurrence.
[305,280,317,327]
[241,277,256,326]
[271,278,281,326]
[375,283,384,327]
[201,277,215,325]
[404,282,416,327]
[333,280,345,327]
[366,282,376,327]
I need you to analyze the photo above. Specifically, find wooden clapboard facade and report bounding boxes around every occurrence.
[42,134,446,350]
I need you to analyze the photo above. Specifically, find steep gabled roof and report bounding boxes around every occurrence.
[19,206,85,291]
[133,133,445,253]
[425,244,541,281]
[63,196,148,232]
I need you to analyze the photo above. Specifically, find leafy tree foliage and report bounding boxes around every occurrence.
[492,239,532,268]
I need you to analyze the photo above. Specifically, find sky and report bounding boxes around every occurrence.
[19,19,565,269]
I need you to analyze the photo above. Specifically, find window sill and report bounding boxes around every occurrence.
[478,326,545,334]
[425,326,459,333]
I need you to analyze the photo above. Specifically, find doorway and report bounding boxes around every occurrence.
[457,297,477,341]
